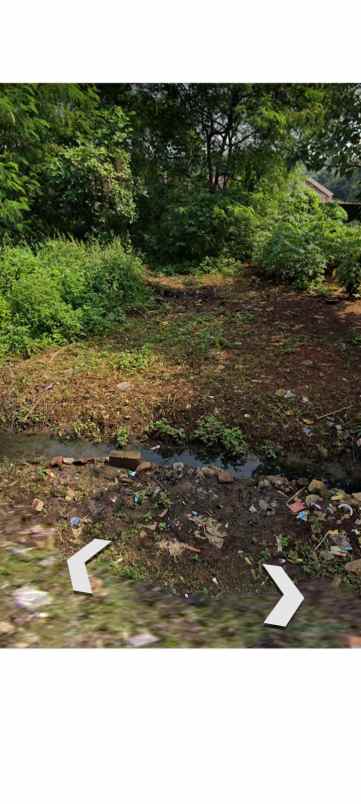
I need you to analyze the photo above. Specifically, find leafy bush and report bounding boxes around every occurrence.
[147,419,186,443]
[258,222,327,289]
[335,225,361,295]
[115,426,129,448]
[253,167,351,289]
[143,188,257,265]
[35,143,135,239]
[196,255,241,276]
[117,345,154,372]
[193,415,248,456]
[0,238,149,358]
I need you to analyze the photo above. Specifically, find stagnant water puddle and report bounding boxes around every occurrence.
[0,431,262,478]
[1,431,361,489]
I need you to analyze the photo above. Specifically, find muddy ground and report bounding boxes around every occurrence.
[1,267,361,647]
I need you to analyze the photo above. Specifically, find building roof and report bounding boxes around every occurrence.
[305,177,334,200]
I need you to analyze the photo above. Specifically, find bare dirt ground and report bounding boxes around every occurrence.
[1,266,361,647]
[0,267,360,460]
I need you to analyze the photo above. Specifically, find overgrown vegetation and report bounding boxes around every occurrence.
[2,83,361,360]
[0,239,149,357]
[193,416,248,456]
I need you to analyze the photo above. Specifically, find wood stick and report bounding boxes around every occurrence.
[317,404,352,421]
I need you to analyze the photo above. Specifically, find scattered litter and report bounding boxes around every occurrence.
[14,586,52,611]
[327,529,352,552]
[249,505,257,513]
[212,577,219,586]
[65,488,76,502]
[217,469,234,483]
[329,545,350,556]
[303,427,313,437]
[133,494,141,505]
[128,470,137,477]
[50,456,63,467]
[308,479,328,496]
[31,498,44,512]
[284,390,296,399]
[345,635,361,648]
[187,514,226,549]
[39,556,58,567]
[276,535,283,552]
[0,621,15,636]
[136,461,152,474]
[158,539,200,558]
[288,499,305,514]
[127,632,159,648]
[305,494,323,508]
[345,558,361,575]
[150,445,160,451]
[338,503,353,516]
[62,457,74,465]
[297,511,308,522]
[70,516,81,528]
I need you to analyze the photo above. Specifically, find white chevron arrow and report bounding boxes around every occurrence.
[263,564,304,627]
[67,538,110,594]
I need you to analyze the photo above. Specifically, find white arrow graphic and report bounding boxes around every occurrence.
[263,564,304,627]
[67,538,110,594]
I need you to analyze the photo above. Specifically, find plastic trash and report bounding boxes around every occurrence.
[70,516,81,528]
[338,503,353,516]
[288,500,305,514]
[14,586,52,611]
[127,632,159,648]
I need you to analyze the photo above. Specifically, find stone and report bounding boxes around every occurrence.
[345,635,361,648]
[305,494,323,507]
[200,466,218,478]
[31,498,44,512]
[345,559,361,576]
[136,461,153,474]
[217,469,234,483]
[308,479,328,496]
[127,632,159,648]
[117,382,132,392]
[62,456,74,465]
[50,456,63,467]
[258,478,271,489]
[108,449,142,470]
[14,586,52,611]
[0,621,15,636]
[267,475,288,489]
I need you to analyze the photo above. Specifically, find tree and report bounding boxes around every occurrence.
[0,84,135,241]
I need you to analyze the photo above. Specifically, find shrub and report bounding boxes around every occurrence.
[143,188,257,265]
[0,237,149,358]
[115,427,129,448]
[335,225,361,295]
[196,255,241,276]
[258,222,327,289]
[10,269,82,340]
[193,415,248,456]
[33,142,135,240]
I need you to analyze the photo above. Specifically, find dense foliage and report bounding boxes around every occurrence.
[0,239,148,357]
[1,83,361,358]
